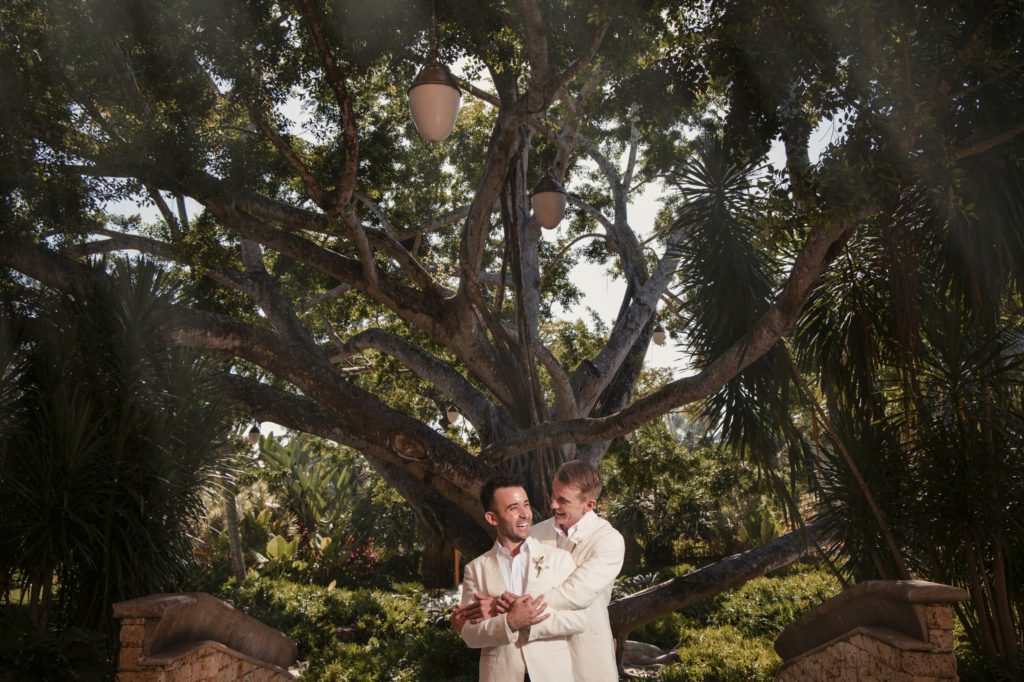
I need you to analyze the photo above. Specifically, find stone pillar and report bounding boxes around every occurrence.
[117,616,148,675]
[774,580,967,681]
[113,593,297,681]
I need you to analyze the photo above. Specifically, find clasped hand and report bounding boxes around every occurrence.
[452,591,548,632]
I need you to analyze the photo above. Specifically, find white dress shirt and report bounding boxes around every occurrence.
[495,536,533,594]
[553,510,597,554]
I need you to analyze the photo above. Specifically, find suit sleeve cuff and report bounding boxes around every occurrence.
[502,614,520,643]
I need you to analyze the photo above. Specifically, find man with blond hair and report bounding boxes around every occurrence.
[530,460,625,681]
[455,461,625,682]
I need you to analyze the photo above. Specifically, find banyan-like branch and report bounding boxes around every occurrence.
[549,1,624,95]
[295,0,359,212]
[253,116,327,206]
[608,520,828,637]
[203,197,448,331]
[297,283,353,313]
[353,191,396,234]
[212,372,493,554]
[534,339,578,420]
[567,197,613,231]
[519,0,550,112]
[67,230,252,297]
[482,211,868,462]
[456,77,501,107]
[954,120,1024,160]
[395,203,480,241]
[332,328,516,441]
[570,231,683,415]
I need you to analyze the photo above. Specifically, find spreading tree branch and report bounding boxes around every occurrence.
[482,211,868,461]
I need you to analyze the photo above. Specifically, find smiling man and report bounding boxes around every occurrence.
[455,474,587,682]
[529,461,625,682]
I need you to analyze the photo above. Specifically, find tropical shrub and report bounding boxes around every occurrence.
[657,625,780,682]
[218,575,476,681]
[617,564,841,680]
[190,434,423,592]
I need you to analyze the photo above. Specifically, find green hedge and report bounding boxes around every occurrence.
[218,576,476,681]
[634,563,841,681]
[218,566,842,681]
[658,625,780,682]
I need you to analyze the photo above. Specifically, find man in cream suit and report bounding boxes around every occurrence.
[456,461,625,682]
[456,475,588,682]
[530,461,625,682]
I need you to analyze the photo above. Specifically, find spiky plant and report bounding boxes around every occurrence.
[0,260,228,635]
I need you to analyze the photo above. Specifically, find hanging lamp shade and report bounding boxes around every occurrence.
[530,175,567,229]
[652,325,667,346]
[446,405,460,425]
[409,62,462,142]
[247,424,261,445]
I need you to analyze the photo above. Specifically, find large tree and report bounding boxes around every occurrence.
[1,0,1022,647]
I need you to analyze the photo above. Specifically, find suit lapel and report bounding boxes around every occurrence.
[480,547,507,595]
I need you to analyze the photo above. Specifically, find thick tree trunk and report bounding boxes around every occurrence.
[608,520,828,640]
[422,532,453,589]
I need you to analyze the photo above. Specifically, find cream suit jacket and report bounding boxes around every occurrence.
[459,537,588,682]
[532,514,625,682]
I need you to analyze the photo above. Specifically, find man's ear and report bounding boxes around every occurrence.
[584,498,597,512]
[484,510,498,527]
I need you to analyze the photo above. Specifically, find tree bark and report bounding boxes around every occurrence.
[422,531,454,589]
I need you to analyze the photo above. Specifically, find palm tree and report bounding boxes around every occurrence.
[668,133,1024,674]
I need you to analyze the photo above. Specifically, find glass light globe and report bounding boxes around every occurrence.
[530,175,567,229]
[409,64,462,142]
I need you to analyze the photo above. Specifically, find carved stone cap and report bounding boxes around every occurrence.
[113,592,297,670]
[774,580,968,662]
[113,593,197,619]
[847,580,969,604]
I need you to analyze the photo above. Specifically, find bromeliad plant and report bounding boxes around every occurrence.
[250,435,379,583]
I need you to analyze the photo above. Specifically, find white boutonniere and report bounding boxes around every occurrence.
[570,537,586,553]
[533,555,549,577]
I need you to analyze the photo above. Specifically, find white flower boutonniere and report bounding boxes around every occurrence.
[533,555,549,578]
[570,537,586,554]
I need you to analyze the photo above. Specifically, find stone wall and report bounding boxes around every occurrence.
[114,593,296,681]
[774,580,965,682]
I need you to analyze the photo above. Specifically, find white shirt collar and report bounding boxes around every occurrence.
[494,535,537,557]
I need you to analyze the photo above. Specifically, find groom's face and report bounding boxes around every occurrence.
[550,480,596,532]
[485,485,533,543]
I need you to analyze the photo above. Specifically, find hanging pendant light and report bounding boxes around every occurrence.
[531,174,567,229]
[446,405,460,424]
[409,3,461,142]
[652,325,667,346]
[409,62,462,142]
[247,424,261,445]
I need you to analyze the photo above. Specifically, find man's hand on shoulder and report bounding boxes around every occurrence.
[506,595,549,631]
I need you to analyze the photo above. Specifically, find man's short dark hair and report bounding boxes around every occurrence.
[480,474,526,512]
